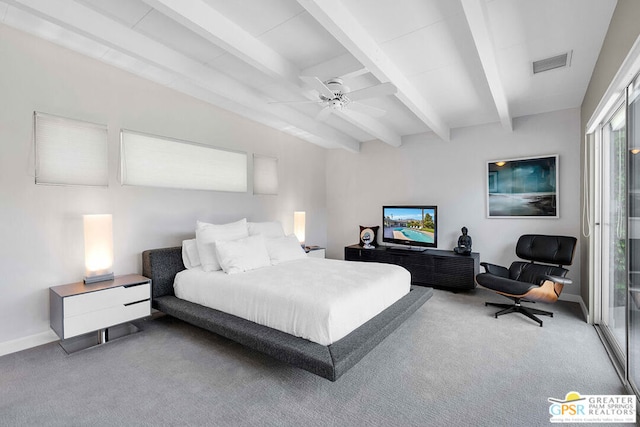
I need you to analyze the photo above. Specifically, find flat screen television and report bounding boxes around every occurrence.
[382,205,438,250]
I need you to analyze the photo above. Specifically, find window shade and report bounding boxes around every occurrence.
[120,130,247,192]
[34,112,108,186]
[253,154,278,195]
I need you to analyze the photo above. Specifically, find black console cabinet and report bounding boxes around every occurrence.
[344,245,479,290]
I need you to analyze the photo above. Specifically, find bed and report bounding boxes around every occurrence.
[142,246,433,381]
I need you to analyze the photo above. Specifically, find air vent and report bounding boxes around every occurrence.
[533,51,572,74]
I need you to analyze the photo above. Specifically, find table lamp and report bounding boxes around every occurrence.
[294,211,306,248]
[83,214,114,284]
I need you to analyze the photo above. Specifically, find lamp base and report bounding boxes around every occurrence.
[83,272,114,284]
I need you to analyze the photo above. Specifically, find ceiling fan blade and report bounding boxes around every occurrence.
[315,107,333,121]
[350,102,387,117]
[300,76,335,99]
[347,82,397,101]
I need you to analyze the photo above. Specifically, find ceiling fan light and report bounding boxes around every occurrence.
[325,78,348,94]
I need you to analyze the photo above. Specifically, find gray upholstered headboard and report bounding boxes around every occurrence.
[142,247,185,299]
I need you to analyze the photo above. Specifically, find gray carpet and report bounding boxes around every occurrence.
[0,288,630,426]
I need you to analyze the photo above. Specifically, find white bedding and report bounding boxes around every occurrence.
[174,257,410,345]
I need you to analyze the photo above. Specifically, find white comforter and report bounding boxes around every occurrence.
[173,258,410,345]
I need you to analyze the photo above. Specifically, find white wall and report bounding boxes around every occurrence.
[0,24,327,345]
[326,108,582,295]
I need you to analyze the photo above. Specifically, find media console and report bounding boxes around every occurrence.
[344,245,479,291]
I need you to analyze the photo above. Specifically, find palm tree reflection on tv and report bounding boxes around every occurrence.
[488,156,557,217]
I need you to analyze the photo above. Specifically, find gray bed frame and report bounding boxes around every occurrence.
[142,247,433,381]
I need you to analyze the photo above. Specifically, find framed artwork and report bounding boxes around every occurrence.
[487,154,558,218]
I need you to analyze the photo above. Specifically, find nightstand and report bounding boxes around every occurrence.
[50,274,151,353]
[305,246,326,259]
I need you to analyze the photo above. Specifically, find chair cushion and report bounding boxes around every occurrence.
[476,273,537,296]
[515,235,576,265]
[509,262,568,285]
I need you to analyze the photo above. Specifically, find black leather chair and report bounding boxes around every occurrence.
[475,234,577,327]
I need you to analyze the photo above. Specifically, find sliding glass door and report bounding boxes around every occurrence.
[595,73,640,397]
[600,102,627,363]
[628,73,640,395]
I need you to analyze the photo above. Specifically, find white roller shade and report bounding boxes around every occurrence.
[34,112,108,186]
[120,130,247,192]
[253,154,278,195]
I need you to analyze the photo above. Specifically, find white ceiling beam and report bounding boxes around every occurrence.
[461,0,512,132]
[140,0,311,102]
[141,0,400,148]
[141,0,301,85]
[297,0,450,142]
[300,53,365,82]
[337,110,401,147]
[10,0,360,152]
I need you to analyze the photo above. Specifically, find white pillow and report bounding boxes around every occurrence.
[196,218,248,272]
[181,239,200,269]
[247,221,285,238]
[215,235,271,274]
[266,234,307,265]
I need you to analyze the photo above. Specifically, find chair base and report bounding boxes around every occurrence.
[485,301,553,327]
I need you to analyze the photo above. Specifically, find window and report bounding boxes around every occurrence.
[253,154,278,195]
[34,112,108,186]
[120,130,247,192]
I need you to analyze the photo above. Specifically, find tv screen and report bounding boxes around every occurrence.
[382,206,438,249]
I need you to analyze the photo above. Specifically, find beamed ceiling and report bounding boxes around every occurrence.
[0,0,617,152]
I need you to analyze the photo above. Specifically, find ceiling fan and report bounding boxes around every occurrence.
[273,76,397,121]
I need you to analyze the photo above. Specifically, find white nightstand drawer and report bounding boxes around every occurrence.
[63,300,151,339]
[64,283,150,317]
[120,283,151,304]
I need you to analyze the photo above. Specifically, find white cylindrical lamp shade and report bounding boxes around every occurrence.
[294,211,306,246]
[83,214,114,283]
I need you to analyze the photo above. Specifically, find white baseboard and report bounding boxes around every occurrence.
[0,330,59,357]
[559,293,589,323]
